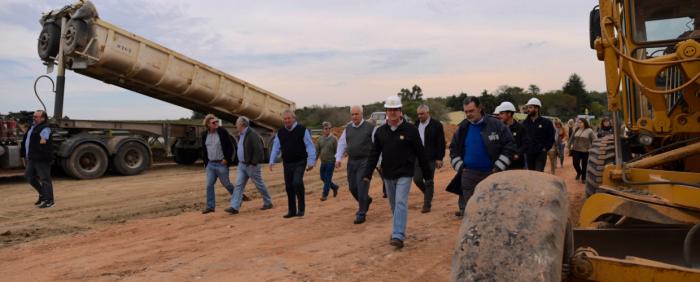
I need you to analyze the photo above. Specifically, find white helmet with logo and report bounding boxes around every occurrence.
[526,97,542,107]
[384,95,402,108]
[499,101,516,112]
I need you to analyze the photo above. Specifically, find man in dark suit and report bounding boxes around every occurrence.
[413,104,445,213]
[201,114,236,214]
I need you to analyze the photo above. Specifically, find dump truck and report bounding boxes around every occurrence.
[0,1,294,179]
[451,0,700,281]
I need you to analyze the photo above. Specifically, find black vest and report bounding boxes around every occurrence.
[22,123,54,162]
[277,125,308,163]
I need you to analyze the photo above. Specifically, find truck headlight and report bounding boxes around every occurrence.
[638,133,653,146]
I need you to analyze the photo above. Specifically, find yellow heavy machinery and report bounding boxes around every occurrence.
[573,0,700,280]
[451,1,700,281]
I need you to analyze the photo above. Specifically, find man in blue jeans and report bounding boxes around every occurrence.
[316,121,339,201]
[364,96,431,249]
[225,116,273,214]
[201,114,236,214]
[270,110,316,218]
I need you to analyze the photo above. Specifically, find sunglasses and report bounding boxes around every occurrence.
[210,120,218,124]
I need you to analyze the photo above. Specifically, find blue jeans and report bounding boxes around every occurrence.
[205,162,235,209]
[231,164,272,210]
[557,143,565,166]
[319,161,338,197]
[384,177,412,241]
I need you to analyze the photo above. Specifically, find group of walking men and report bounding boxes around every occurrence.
[199,94,556,249]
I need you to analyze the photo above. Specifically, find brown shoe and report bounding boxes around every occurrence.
[421,205,431,213]
[390,238,404,249]
[320,196,327,201]
[201,208,215,214]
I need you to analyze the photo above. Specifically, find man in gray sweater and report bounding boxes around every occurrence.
[335,105,376,224]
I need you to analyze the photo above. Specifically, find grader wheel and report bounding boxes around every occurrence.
[451,170,569,281]
[585,135,615,198]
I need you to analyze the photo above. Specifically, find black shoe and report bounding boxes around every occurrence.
[421,205,431,213]
[283,213,296,218]
[297,211,305,217]
[34,198,44,206]
[382,194,387,198]
[224,207,239,214]
[39,201,54,209]
[260,204,273,210]
[354,215,366,224]
[242,194,251,201]
[390,238,404,248]
[320,196,327,201]
[332,186,338,197]
[454,210,464,217]
[201,208,215,214]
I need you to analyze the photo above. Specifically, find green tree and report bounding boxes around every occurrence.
[528,84,541,95]
[446,92,468,111]
[398,85,424,102]
[562,73,589,114]
[191,111,206,120]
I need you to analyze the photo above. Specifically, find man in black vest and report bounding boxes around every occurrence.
[270,110,317,218]
[335,105,376,224]
[20,110,54,208]
[412,104,445,213]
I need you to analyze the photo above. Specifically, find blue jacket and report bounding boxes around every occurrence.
[449,116,516,172]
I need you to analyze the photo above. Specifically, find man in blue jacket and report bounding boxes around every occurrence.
[449,97,516,204]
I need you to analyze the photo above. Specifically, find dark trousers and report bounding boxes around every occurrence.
[283,160,306,215]
[413,161,436,208]
[572,150,590,179]
[461,168,492,204]
[25,160,54,202]
[526,151,548,172]
[348,158,372,216]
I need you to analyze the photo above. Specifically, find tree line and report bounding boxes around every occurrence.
[193,73,608,128]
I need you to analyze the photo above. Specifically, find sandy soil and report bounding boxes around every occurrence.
[0,154,584,281]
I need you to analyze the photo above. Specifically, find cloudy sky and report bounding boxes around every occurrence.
[1,0,603,120]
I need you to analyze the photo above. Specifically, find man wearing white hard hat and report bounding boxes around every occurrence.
[364,95,431,249]
[522,97,555,172]
[495,101,528,169]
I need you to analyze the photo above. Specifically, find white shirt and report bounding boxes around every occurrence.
[418,117,430,145]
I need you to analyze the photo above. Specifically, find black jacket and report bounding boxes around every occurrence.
[201,127,235,167]
[522,115,555,154]
[413,118,446,161]
[20,122,54,162]
[365,120,431,180]
[508,121,528,169]
[239,128,264,166]
[449,116,516,172]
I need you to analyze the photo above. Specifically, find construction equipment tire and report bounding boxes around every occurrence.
[585,135,615,198]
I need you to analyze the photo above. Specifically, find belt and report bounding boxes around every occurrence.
[209,160,224,163]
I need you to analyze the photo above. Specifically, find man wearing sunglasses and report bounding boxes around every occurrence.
[201,114,236,214]
[20,110,54,208]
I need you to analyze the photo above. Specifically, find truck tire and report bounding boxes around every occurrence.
[63,19,89,55]
[173,148,199,165]
[451,170,569,282]
[65,143,108,179]
[112,142,151,176]
[585,135,615,198]
[38,23,60,60]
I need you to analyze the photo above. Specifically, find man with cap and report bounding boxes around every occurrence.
[364,96,431,249]
[336,105,376,224]
[522,97,555,172]
[494,101,528,169]
[269,110,316,218]
[449,96,516,210]
[412,104,445,213]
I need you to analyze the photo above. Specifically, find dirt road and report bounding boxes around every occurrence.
[0,157,584,281]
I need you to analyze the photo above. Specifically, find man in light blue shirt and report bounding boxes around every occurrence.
[269,110,316,218]
[20,110,55,208]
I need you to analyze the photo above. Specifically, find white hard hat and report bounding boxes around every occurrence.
[526,97,542,107]
[499,101,516,112]
[384,96,402,109]
[493,105,502,114]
